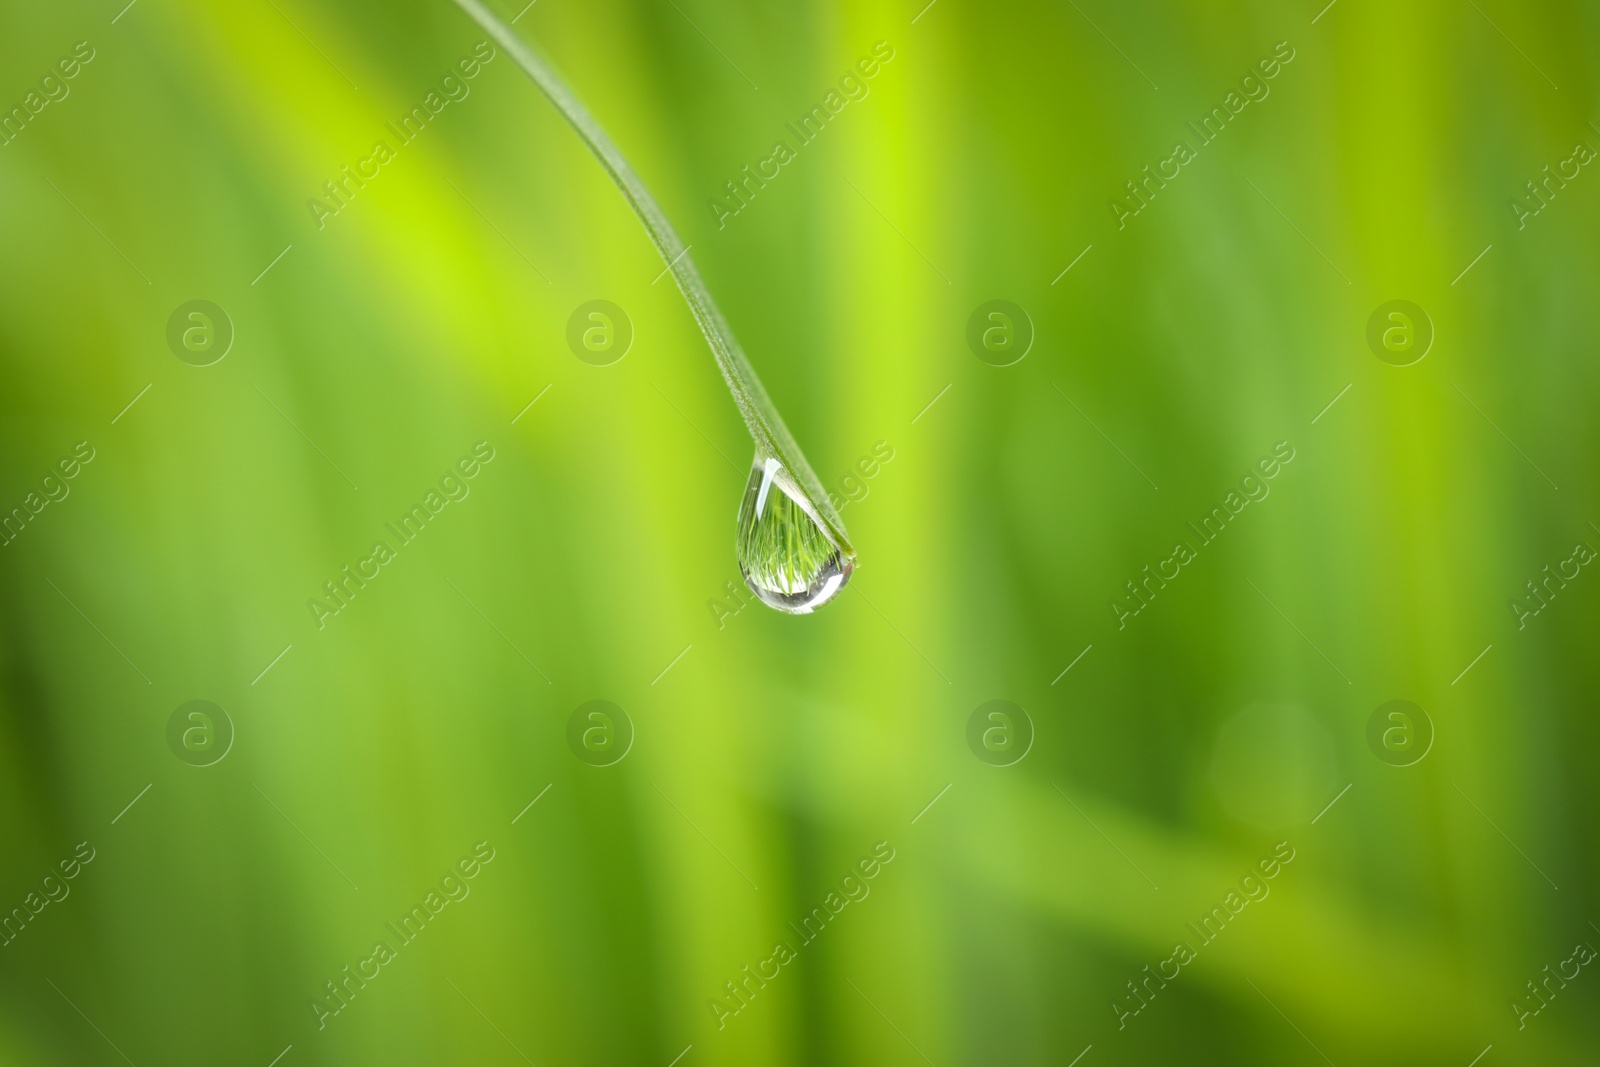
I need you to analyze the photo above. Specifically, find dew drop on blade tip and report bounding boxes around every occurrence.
[736,454,854,614]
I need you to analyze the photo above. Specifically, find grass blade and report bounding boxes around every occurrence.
[451,0,853,558]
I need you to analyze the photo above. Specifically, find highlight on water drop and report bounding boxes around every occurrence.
[736,454,855,614]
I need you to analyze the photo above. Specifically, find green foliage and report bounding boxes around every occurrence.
[1,0,1597,1065]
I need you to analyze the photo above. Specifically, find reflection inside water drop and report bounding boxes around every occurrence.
[736,455,854,614]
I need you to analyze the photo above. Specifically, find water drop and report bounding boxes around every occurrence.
[737,455,854,614]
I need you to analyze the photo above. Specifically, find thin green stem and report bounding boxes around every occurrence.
[452,0,852,558]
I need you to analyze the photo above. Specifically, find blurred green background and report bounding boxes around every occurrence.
[2,0,1598,1063]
